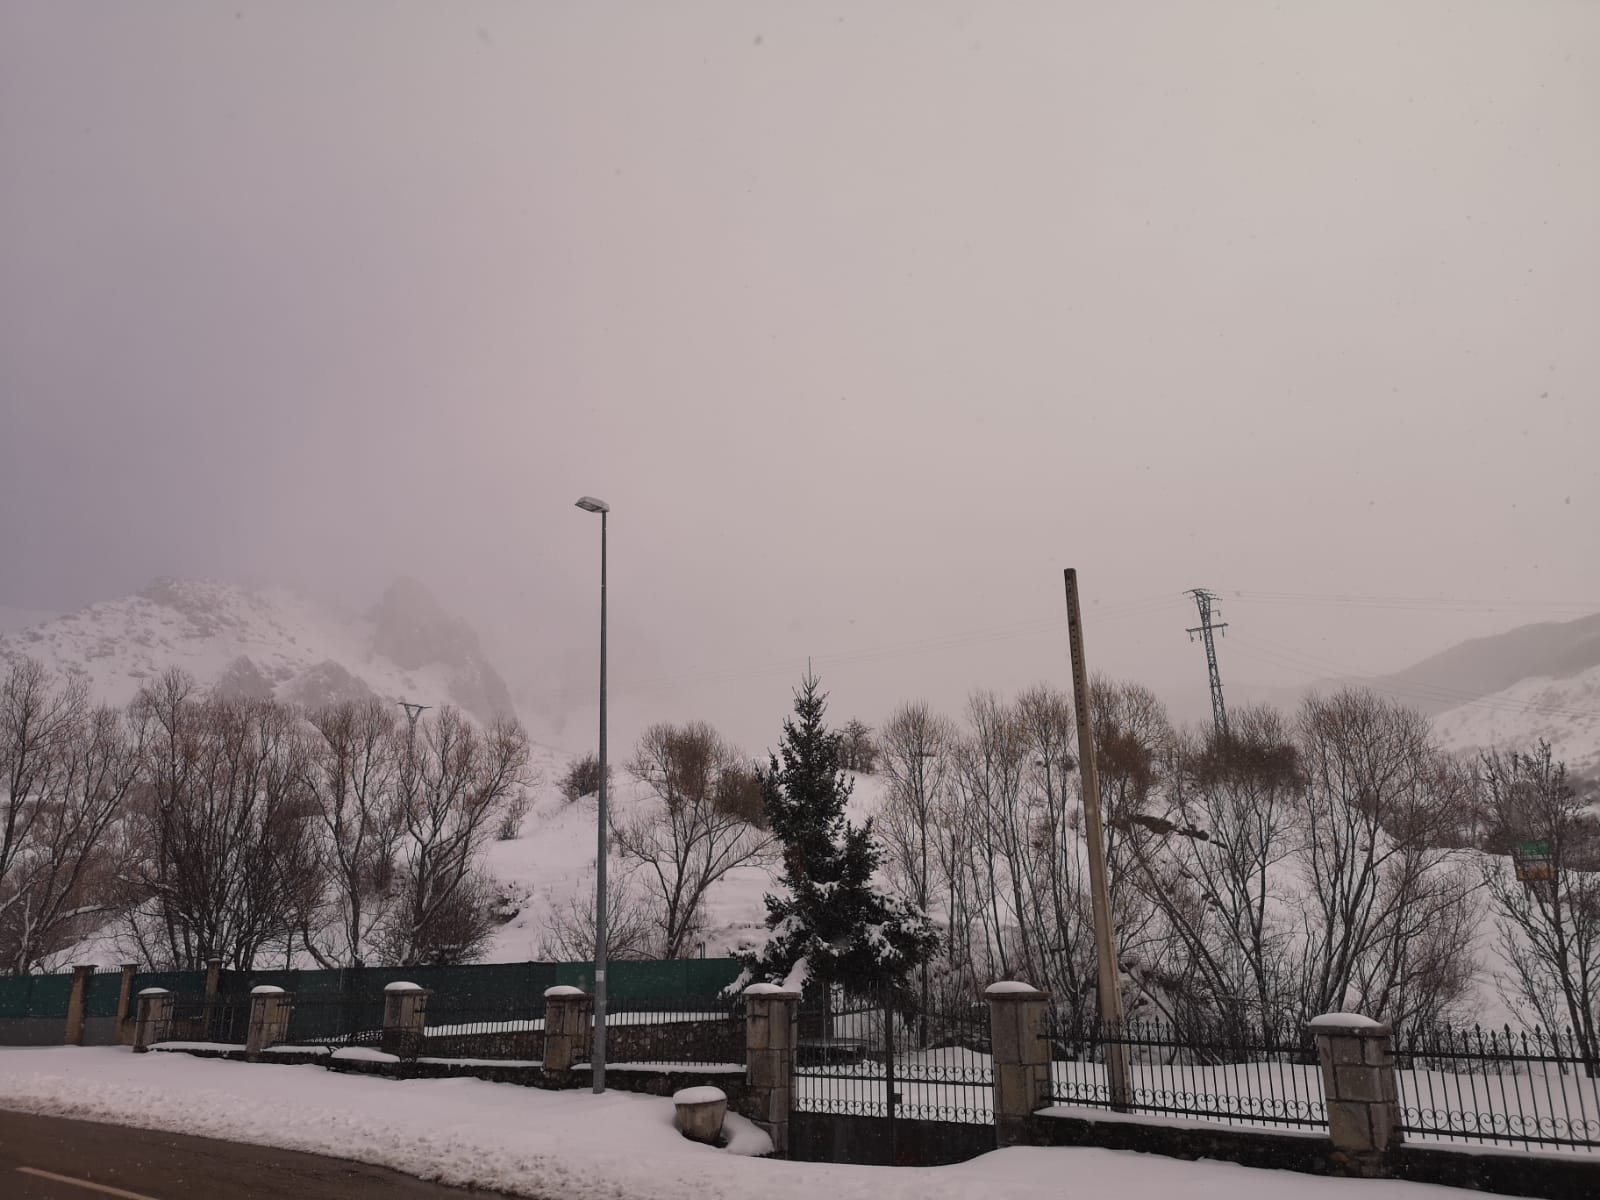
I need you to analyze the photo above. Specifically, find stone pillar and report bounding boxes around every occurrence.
[1310,1014,1401,1177]
[246,986,293,1061]
[381,981,430,1059]
[541,985,594,1076]
[115,963,140,1046]
[133,988,174,1053]
[63,964,96,1046]
[204,957,223,999]
[987,981,1053,1147]
[744,984,799,1157]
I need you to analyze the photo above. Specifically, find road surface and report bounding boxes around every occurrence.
[0,1110,521,1199]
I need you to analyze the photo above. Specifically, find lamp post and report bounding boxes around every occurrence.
[575,495,610,1093]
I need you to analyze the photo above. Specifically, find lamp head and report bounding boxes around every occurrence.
[574,496,610,514]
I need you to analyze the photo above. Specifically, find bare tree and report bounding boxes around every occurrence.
[562,753,610,803]
[613,722,771,959]
[877,702,954,930]
[950,691,1031,982]
[1289,690,1477,1028]
[298,698,402,968]
[878,700,956,1029]
[1015,684,1095,1023]
[377,706,529,965]
[1123,707,1300,1033]
[1085,677,1176,1018]
[540,863,656,962]
[126,672,325,970]
[839,718,878,773]
[0,659,140,974]
[1480,744,1600,1064]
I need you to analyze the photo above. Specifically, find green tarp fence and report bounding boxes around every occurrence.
[0,971,76,1020]
[1,958,745,1019]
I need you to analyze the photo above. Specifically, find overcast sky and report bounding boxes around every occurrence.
[3,2,1596,756]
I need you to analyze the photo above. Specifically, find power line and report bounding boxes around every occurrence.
[1228,590,1600,616]
[610,593,1185,698]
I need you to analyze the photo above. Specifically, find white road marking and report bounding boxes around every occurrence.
[16,1166,163,1200]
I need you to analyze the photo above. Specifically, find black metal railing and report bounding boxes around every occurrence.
[1396,1024,1600,1153]
[277,995,388,1053]
[161,996,253,1047]
[420,994,545,1062]
[795,989,993,1124]
[1049,1015,1326,1130]
[601,994,745,1068]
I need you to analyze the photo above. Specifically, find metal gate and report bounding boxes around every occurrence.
[793,986,994,1162]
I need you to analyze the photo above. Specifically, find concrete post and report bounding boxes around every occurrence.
[133,988,174,1053]
[381,981,430,1059]
[987,981,1053,1147]
[541,985,594,1076]
[246,986,293,1061]
[63,965,96,1046]
[744,984,799,1157]
[204,957,223,999]
[115,963,140,1046]
[1310,1014,1401,1177]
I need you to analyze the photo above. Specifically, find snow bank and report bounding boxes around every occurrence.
[0,1047,1487,1200]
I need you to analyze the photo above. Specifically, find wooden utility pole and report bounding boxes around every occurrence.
[1063,568,1132,1110]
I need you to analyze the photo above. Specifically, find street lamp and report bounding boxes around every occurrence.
[575,494,610,1093]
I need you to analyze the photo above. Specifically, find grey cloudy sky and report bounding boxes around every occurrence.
[3,2,1596,755]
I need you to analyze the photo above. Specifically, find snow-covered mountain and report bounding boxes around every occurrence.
[1294,610,1600,777]
[1431,662,1600,778]
[0,576,517,727]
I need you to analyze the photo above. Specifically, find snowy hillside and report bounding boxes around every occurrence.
[0,577,516,727]
[2,574,795,968]
[483,769,886,963]
[1431,664,1600,777]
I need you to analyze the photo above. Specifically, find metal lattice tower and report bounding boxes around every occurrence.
[1185,589,1230,737]
[397,701,431,739]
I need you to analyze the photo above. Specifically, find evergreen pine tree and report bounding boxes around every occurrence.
[737,673,937,1004]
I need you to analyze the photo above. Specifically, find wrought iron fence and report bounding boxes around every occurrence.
[162,996,253,1047]
[278,995,389,1052]
[1049,1015,1326,1130]
[601,994,744,1068]
[420,994,546,1062]
[795,989,993,1124]
[1396,1024,1600,1153]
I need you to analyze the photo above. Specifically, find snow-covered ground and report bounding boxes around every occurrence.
[0,1047,1494,1199]
[1432,663,1600,779]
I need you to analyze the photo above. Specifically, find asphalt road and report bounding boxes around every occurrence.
[0,1110,522,1200]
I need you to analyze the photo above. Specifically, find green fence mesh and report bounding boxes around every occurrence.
[0,971,77,1019]
[84,970,124,1018]
[0,958,745,1022]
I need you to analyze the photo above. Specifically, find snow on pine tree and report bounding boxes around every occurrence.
[735,673,937,1005]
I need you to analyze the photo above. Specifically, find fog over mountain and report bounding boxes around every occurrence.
[0,577,516,728]
[2,3,1596,760]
